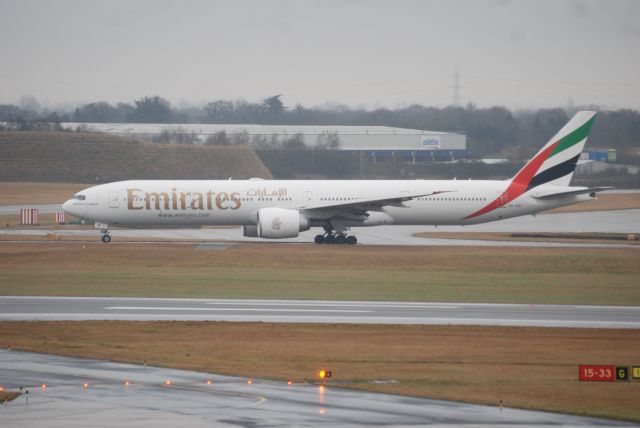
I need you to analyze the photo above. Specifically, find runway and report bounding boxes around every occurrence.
[2,296,638,328]
[0,350,632,427]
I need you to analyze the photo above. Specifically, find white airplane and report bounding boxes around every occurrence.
[63,111,609,244]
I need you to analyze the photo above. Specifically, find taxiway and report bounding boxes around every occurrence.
[0,350,633,427]
[1,208,639,248]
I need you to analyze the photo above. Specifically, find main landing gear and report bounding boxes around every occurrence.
[314,233,357,245]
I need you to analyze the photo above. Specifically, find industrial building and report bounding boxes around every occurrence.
[580,149,617,163]
[62,123,468,162]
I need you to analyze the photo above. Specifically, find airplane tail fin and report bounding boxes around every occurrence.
[511,111,596,191]
[464,111,597,220]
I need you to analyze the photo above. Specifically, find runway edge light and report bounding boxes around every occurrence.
[318,370,332,379]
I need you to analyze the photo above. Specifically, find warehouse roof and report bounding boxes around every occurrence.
[62,123,460,136]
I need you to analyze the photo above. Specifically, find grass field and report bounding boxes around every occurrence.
[1,321,639,422]
[0,242,638,305]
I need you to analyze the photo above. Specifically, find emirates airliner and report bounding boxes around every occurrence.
[63,111,608,244]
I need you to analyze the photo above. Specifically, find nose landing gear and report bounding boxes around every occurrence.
[95,223,111,243]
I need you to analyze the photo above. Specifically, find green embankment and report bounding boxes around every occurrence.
[0,131,272,182]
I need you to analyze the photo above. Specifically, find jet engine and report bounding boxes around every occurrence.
[243,208,310,239]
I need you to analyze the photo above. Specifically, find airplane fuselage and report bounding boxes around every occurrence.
[63,179,591,228]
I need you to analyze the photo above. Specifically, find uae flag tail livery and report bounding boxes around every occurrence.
[465,111,601,220]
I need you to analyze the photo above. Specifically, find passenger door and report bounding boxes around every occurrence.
[109,191,119,208]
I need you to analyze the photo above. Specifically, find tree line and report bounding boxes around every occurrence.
[1,94,638,162]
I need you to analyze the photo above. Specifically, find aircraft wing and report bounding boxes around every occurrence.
[303,190,455,214]
[531,186,614,200]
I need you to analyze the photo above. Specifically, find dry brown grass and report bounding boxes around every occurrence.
[414,231,640,245]
[1,321,638,421]
[0,182,92,205]
[1,241,637,277]
[547,192,640,213]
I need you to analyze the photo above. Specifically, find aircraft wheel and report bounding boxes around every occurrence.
[325,234,335,244]
[335,235,346,245]
[101,234,111,243]
[346,236,357,245]
[314,234,325,244]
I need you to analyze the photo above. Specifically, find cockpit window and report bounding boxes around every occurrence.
[73,194,86,201]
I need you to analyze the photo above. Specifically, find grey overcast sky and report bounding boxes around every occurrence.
[1,0,638,110]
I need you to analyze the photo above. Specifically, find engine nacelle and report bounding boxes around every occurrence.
[254,207,310,239]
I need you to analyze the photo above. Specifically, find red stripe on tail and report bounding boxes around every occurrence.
[464,141,559,220]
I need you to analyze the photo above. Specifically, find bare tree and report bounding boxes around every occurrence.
[204,131,231,145]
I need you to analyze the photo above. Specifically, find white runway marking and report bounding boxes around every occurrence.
[203,301,461,309]
[105,306,371,313]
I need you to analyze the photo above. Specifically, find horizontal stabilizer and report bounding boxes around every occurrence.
[531,186,614,200]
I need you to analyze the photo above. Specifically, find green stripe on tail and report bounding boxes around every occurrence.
[549,116,595,158]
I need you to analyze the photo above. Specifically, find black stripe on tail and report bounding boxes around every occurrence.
[526,154,580,192]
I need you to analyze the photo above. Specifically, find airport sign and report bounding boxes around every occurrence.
[579,365,615,382]
[615,367,629,382]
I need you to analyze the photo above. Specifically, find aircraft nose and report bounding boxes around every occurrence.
[62,199,82,217]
